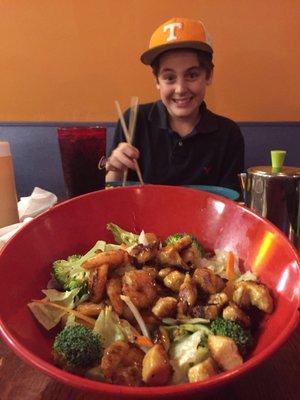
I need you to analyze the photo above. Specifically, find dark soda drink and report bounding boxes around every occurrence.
[57,127,106,198]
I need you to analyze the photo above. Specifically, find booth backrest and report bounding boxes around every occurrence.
[0,122,299,198]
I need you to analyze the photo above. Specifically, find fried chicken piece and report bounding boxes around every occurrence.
[157,267,174,280]
[188,357,218,382]
[152,297,178,318]
[207,292,229,308]
[191,292,229,320]
[163,270,185,292]
[144,232,160,246]
[171,235,193,251]
[191,304,220,320]
[208,335,243,371]
[193,267,226,295]
[181,246,202,269]
[142,344,173,386]
[223,302,251,328]
[178,274,198,307]
[101,340,144,386]
[153,326,171,352]
[128,243,158,265]
[233,281,273,313]
[156,236,192,270]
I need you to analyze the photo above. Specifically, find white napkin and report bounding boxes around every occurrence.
[0,218,33,248]
[0,187,57,249]
[18,187,57,221]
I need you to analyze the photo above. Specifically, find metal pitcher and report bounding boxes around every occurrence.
[240,166,300,250]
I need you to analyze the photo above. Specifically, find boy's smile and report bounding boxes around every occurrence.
[156,50,212,131]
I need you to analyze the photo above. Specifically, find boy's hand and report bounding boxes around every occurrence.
[106,142,140,173]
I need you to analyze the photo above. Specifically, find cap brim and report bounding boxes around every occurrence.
[140,40,213,65]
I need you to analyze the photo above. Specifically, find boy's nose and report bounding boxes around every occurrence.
[174,79,187,94]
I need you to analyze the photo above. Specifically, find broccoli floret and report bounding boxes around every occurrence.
[164,233,205,257]
[53,255,88,293]
[107,222,139,246]
[52,241,106,293]
[210,317,253,356]
[53,324,102,373]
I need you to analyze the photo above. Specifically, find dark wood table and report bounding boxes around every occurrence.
[0,324,299,400]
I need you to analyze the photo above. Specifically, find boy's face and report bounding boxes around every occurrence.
[156,50,212,122]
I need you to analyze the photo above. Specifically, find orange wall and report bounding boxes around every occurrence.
[0,0,299,122]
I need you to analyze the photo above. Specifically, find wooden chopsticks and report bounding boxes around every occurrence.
[122,96,138,186]
[114,98,144,186]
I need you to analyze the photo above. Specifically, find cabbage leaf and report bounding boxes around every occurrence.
[169,329,210,384]
[93,305,134,348]
[28,287,81,330]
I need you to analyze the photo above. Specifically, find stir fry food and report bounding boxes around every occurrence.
[28,223,274,386]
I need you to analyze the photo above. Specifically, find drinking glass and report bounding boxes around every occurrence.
[57,126,106,198]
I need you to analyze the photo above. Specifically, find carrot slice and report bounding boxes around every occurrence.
[31,299,96,327]
[226,251,235,281]
[224,251,236,298]
[135,335,154,348]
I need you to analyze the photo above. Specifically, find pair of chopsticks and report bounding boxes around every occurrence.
[115,97,144,186]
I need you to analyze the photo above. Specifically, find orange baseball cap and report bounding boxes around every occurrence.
[140,17,213,65]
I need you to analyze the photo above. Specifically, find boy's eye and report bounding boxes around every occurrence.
[186,71,200,80]
[160,74,176,83]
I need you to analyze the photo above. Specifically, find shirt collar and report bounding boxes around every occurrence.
[148,100,218,134]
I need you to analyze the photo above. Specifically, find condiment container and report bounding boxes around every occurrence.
[240,150,300,250]
[0,141,19,228]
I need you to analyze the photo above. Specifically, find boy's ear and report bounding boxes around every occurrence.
[206,70,214,86]
[152,71,160,88]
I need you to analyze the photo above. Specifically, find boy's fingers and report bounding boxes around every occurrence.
[106,143,139,172]
[119,142,140,159]
[114,153,136,170]
[106,157,126,171]
[105,159,118,172]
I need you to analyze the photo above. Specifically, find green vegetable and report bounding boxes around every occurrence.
[164,233,205,257]
[93,305,134,348]
[107,223,139,246]
[53,255,86,292]
[53,324,102,372]
[210,317,253,356]
[52,240,106,292]
[169,330,210,384]
[27,287,83,330]
[165,323,211,345]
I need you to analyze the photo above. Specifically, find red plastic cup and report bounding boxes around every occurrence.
[57,126,106,198]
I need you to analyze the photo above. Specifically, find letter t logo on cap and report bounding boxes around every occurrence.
[163,22,183,41]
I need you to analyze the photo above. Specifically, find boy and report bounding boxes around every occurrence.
[106,17,244,191]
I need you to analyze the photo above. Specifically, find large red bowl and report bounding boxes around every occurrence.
[0,185,299,399]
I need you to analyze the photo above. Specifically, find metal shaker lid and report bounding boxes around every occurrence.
[247,166,300,178]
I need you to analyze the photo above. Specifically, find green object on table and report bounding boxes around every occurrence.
[271,150,286,172]
[105,182,239,200]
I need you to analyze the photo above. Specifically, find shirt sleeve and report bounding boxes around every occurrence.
[218,124,245,192]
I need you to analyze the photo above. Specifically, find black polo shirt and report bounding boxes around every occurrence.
[108,101,244,191]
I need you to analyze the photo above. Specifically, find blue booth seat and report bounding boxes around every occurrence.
[0,122,299,199]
